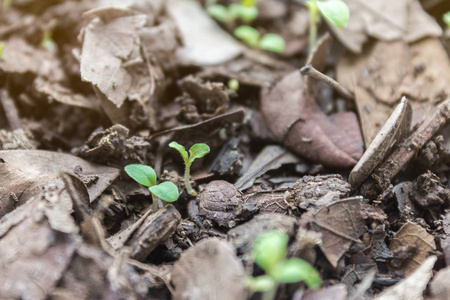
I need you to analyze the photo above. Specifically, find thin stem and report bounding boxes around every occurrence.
[184,164,197,196]
[306,0,319,54]
[151,193,159,212]
[262,285,277,300]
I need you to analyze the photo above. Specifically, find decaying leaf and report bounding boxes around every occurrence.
[171,238,246,300]
[235,145,300,191]
[389,222,436,276]
[0,150,120,217]
[0,185,80,300]
[337,38,450,145]
[79,4,178,127]
[373,256,436,300]
[330,0,442,53]
[307,197,366,267]
[261,71,363,168]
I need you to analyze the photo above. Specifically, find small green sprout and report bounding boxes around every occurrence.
[443,11,450,28]
[207,0,258,24]
[234,25,285,53]
[228,78,240,91]
[245,231,321,300]
[125,164,179,212]
[306,0,349,53]
[41,30,57,52]
[0,42,4,59]
[169,141,210,196]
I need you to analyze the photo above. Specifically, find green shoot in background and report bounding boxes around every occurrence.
[169,141,210,196]
[233,26,285,53]
[207,0,285,53]
[125,164,179,212]
[306,0,349,53]
[245,231,321,300]
[443,11,450,28]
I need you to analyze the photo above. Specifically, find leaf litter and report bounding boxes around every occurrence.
[1,0,450,299]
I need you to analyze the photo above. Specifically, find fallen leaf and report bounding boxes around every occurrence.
[337,38,450,145]
[167,0,244,66]
[171,238,246,300]
[308,197,366,267]
[0,185,80,300]
[261,71,363,168]
[373,256,436,300]
[235,145,300,191]
[330,0,442,53]
[389,222,436,276]
[0,150,120,217]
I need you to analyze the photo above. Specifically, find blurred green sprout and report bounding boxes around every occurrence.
[234,25,285,53]
[443,11,450,28]
[207,0,258,23]
[245,231,321,300]
[306,0,349,53]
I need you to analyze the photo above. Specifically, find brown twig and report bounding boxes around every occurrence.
[300,64,354,101]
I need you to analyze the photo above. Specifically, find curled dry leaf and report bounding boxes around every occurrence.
[171,238,246,300]
[261,71,363,168]
[389,222,436,276]
[349,97,412,188]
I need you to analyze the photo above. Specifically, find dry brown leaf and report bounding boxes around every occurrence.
[0,150,120,217]
[337,37,450,145]
[389,222,436,276]
[373,256,436,300]
[0,185,80,300]
[171,238,246,300]
[330,0,441,53]
[261,71,363,168]
[309,197,366,267]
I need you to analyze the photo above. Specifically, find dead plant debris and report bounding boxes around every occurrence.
[1,0,450,299]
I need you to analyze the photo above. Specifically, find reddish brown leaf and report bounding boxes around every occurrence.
[261,71,363,168]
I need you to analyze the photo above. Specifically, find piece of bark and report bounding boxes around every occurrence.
[349,97,412,188]
[171,238,246,300]
[261,71,363,168]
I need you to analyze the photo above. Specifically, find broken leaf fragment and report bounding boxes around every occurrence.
[261,71,363,168]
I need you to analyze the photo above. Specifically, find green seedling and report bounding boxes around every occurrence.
[207,0,258,24]
[169,141,210,196]
[234,25,285,53]
[245,231,321,300]
[443,11,450,28]
[125,164,179,212]
[306,0,349,53]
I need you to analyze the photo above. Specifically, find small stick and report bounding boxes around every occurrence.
[358,98,450,198]
[0,89,21,130]
[300,64,354,101]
